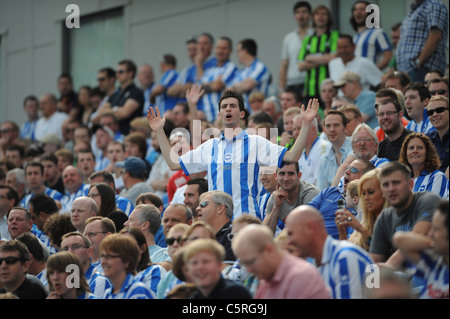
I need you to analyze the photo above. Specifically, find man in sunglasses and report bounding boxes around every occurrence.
[426,95,449,172]
[0,240,48,299]
[404,82,435,134]
[427,77,449,99]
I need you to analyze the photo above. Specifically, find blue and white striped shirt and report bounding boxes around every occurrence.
[37,268,48,288]
[85,263,112,298]
[230,58,271,109]
[156,69,179,114]
[135,264,166,295]
[353,28,392,65]
[179,131,287,218]
[406,109,436,134]
[94,153,110,172]
[20,120,38,141]
[116,194,134,217]
[20,187,63,210]
[198,60,238,123]
[319,235,374,299]
[60,184,91,213]
[31,225,57,255]
[102,273,156,299]
[413,170,449,198]
[412,251,449,299]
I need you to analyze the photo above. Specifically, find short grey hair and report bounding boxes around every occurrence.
[166,203,193,223]
[264,96,282,115]
[209,190,234,220]
[135,204,162,236]
[6,168,25,185]
[351,123,379,147]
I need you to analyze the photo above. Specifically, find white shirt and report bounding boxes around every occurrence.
[298,137,330,185]
[34,111,69,141]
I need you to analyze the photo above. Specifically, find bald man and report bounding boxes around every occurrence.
[70,196,97,233]
[232,224,329,299]
[286,205,374,299]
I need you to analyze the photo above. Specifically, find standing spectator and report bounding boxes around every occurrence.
[56,73,79,119]
[232,223,329,299]
[0,240,48,299]
[396,0,448,82]
[393,199,449,299]
[95,67,117,111]
[426,95,449,172]
[404,83,435,133]
[399,133,449,197]
[229,38,271,109]
[92,125,114,172]
[35,93,69,141]
[298,5,339,101]
[150,54,179,117]
[286,205,374,299]
[279,1,313,93]
[184,238,252,299]
[138,64,155,116]
[351,1,393,70]
[20,95,40,141]
[94,60,144,135]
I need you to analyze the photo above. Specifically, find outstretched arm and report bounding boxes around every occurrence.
[147,107,181,171]
[282,98,319,163]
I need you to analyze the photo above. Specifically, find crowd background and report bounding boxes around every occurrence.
[0,0,449,301]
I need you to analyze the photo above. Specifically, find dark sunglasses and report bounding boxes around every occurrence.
[430,89,448,95]
[0,256,22,265]
[427,107,448,116]
[199,201,209,208]
[346,166,361,174]
[166,237,183,246]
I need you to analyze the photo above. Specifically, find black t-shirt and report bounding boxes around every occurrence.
[108,83,144,135]
[190,277,252,299]
[378,128,412,161]
[0,274,48,299]
[215,221,236,262]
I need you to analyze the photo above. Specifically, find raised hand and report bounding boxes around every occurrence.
[273,181,288,208]
[147,106,166,132]
[301,98,319,124]
[186,83,205,108]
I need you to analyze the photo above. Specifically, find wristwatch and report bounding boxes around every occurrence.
[415,58,421,68]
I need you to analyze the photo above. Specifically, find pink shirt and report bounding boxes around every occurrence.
[255,253,330,299]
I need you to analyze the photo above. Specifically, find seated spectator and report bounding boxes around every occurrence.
[76,150,96,184]
[46,251,98,299]
[5,168,26,202]
[5,144,25,169]
[363,267,414,299]
[426,95,449,172]
[404,82,435,133]
[337,104,363,137]
[398,133,449,197]
[286,205,373,299]
[393,199,449,299]
[0,121,20,160]
[100,234,155,299]
[60,165,90,213]
[428,77,449,98]
[35,93,69,141]
[118,157,152,206]
[40,153,65,195]
[384,71,411,94]
[184,238,252,299]
[42,213,76,251]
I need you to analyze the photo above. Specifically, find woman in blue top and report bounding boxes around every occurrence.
[399,133,449,198]
[46,251,98,299]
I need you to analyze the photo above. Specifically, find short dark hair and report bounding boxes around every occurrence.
[248,111,274,125]
[218,89,246,112]
[375,98,403,113]
[338,34,354,45]
[324,110,349,127]
[239,38,257,57]
[29,194,58,216]
[186,178,208,196]
[6,144,25,159]
[136,192,164,208]
[23,95,38,106]
[0,240,31,264]
[405,82,431,101]
[118,59,137,79]
[99,67,116,79]
[379,161,412,181]
[40,152,58,165]
[89,170,116,189]
[278,161,300,174]
[24,161,44,175]
[16,232,45,263]
[293,1,312,13]
[0,185,19,206]
[283,87,303,104]
[386,71,411,89]
[58,72,73,83]
[162,54,177,67]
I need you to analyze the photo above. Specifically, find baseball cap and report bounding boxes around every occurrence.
[333,71,362,88]
[116,156,147,176]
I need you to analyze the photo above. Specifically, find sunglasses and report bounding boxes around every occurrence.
[427,107,448,116]
[166,237,183,246]
[430,89,448,95]
[346,166,361,174]
[199,201,209,208]
[0,256,22,265]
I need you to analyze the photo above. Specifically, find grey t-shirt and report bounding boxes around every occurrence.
[265,180,321,222]
[370,191,440,257]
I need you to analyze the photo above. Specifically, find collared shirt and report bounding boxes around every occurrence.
[255,253,330,299]
[20,187,63,210]
[411,251,449,299]
[319,235,374,299]
[135,264,166,295]
[329,56,382,90]
[413,170,449,198]
[20,119,38,141]
[103,273,156,299]
[426,129,449,172]
[179,130,287,218]
[198,60,238,123]
[142,83,156,116]
[215,221,235,262]
[406,109,436,134]
[354,27,392,65]
[60,184,91,213]
[155,69,179,114]
[34,111,69,141]
[397,0,448,74]
[316,137,354,190]
[230,58,271,109]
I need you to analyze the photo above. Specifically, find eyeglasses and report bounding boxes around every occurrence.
[61,244,87,251]
[227,233,236,241]
[85,231,107,238]
[100,254,121,261]
[430,89,448,95]
[346,166,361,174]
[166,237,183,246]
[0,256,22,265]
[426,107,448,116]
[199,201,209,208]
[354,137,374,144]
[376,111,398,118]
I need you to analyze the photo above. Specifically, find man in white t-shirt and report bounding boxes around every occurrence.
[35,93,69,141]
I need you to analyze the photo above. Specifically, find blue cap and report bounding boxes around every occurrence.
[116,157,147,176]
